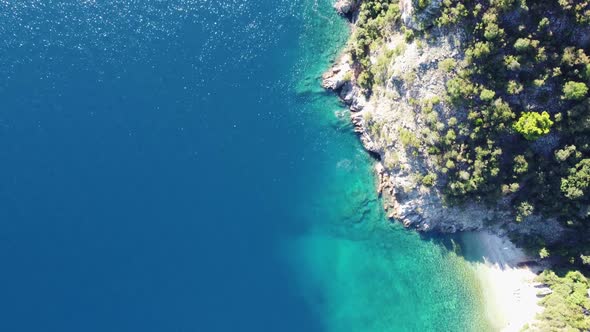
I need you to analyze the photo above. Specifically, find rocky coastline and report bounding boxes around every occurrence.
[322,0,566,244]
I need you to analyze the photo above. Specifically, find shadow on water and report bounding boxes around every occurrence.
[420,229,542,273]
[419,232,464,254]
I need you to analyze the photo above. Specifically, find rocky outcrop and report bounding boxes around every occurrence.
[334,0,359,16]
[321,55,352,91]
[322,54,367,112]
[323,1,567,241]
[400,0,442,31]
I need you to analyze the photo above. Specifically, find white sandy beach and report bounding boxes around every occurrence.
[461,231,544,332]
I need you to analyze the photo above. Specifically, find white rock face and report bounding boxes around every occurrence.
[321,54,352,91]
[399,0,415,29]
[368,29,476,232]
[400,0,443,30]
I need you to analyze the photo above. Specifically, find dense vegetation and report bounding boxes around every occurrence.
[528,270,590,331]
[348,0,402,89]
[427,0,590,266]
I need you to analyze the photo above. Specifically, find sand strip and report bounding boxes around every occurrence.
[461,231,543,332]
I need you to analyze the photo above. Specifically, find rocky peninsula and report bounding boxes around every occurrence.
[324,0,590,330]
[325,0,564,238]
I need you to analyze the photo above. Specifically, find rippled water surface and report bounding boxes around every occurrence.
[0,1,490,331]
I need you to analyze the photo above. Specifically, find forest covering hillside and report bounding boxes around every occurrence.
[348,0,590,263]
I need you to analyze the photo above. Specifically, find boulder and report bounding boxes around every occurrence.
[334,0,358,15]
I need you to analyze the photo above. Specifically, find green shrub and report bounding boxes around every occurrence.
[513,155,528,174]
[513,111,554,140]
[538,17,550,30]
[535,47,548,63]
[480,88,496,101]
[563,81,589,100]
[384,3,401,25]
[357,71,373,90]
[484,22,503,40]
[507,80,523,95]
[422,173,437,186]
[562,47,578,66]
[492,0,516,10]
[446,77,475,102]
[444,129,457,144]
[534,75,548,87]
[466,41,492,62]
[539,247,550,258]
[555,145,578,162]
[399,128,420,148]
[436,2,468,26]
[561,159,590,199]
[516,201,534,222]
[502,183,520,194]
[445,159,456,169]
[417,0,431,10]
[438,58,456,72]
[448,117,458,127]
[504,55,521,71]
[534,270,590,331]
[491,99,516,127]
[404,28,414,42]
[514,38,536,53]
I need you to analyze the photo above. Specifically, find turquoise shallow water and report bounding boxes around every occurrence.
[284,2,493,331]
[0,0,491,330]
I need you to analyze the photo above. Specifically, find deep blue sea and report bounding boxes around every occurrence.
[0,1,491,331]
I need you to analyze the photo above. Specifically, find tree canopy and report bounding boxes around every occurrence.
[513,111,554,140]
[563,81,589,100]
